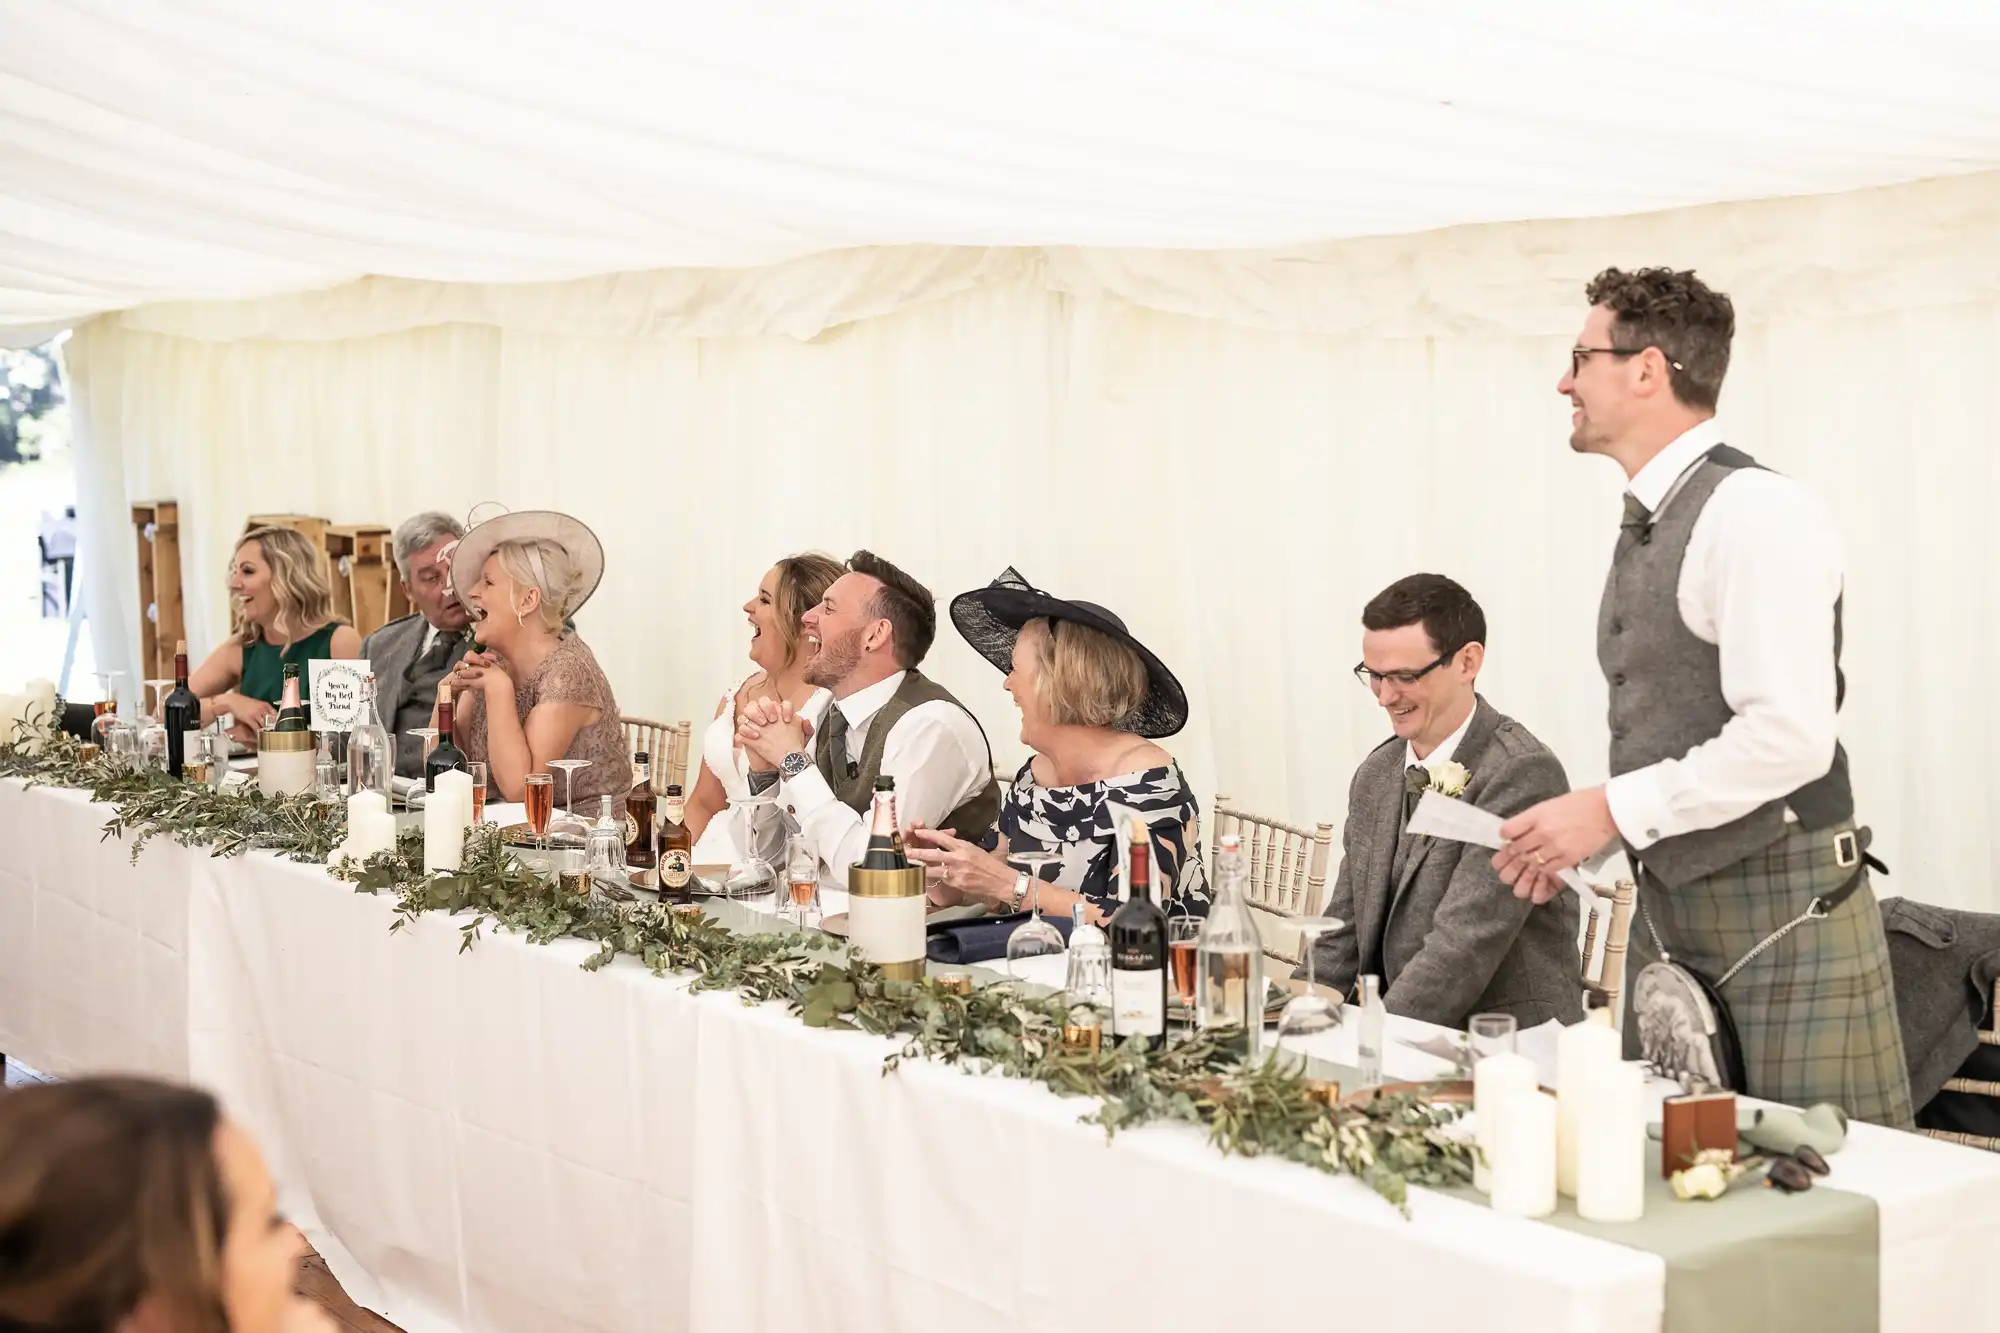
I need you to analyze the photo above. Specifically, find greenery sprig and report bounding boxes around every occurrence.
[2,720,1472,1214]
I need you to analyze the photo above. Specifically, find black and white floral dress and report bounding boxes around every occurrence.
[996,759,1210,918]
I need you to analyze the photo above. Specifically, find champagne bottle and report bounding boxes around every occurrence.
[658,783,693,898]
[273,663,309,732]
[861,776,904,870]
[424,683,468,792]
[624,752,657,875]
[162,639,201,777]
[1107,817,1167,1049]
[1195,834,1264,1056]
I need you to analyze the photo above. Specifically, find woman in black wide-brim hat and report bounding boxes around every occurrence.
[906,568,1209,922]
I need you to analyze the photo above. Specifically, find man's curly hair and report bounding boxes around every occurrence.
[1585,267,1734,412]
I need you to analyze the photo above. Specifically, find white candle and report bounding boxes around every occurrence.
[1472,1052,1539,1194]
[1576,1060,1647,1222]
[1489,1089,1559,1219]
[425,770,473,872]
[353,809,398,860]
[1556,1016,1622,1196]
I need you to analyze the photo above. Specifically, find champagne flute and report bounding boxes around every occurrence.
[1273,915,1348,1056]
[466,761,489,824]
[784,836,821,927]
[1168,916,1202,1013]
[1003,851,1065,980]
[546,758,591,844]
[523,772,555,856]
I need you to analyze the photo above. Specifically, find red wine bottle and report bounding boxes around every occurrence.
[1107,818,1167,1050]
[163,639,201,777]
[425,684,468,792]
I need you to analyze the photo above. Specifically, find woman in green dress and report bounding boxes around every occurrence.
[187,526,361,743]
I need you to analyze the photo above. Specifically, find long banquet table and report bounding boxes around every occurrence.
[3,775,1999,1333]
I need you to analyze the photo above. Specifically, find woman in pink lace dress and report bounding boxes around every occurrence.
[439,512,631,808]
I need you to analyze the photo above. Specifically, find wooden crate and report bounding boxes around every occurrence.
[327,525,394,638]
[243,514,332,580]
[130,501,185,684]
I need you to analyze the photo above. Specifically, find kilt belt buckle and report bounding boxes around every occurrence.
[1833,829,1860,870]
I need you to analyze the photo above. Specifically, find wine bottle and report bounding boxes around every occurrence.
[658,783,693,899]
[1107,817,1167,1049]
[1195,833,1265,1056]
[424,683,468,792]
[162,639,201,778]
[861,776,903,870]
[273,663,309,732]
[625,752,657,876]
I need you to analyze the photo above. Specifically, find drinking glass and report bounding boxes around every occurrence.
[181,731,210,785]
[1469,1013,1518,1062]
[783,837,821,926]
[1273,915,1348,1048]
[137,719,169,773]
[404,728,438,808]
[467,761,489,824]
[723,792,779,894]
[1004,851,1065,980]
[1168,916,1202,1013]
[546,758,591,844]
[523,772,555,854]
[143,679,173,721]
[107,721,143,773]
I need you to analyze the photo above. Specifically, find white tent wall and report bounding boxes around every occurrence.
[65,174,2000,911]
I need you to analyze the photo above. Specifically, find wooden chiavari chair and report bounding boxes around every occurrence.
[1211,797,1335,967]
[1578,879,1637,1013]
[1920,990,2000,1152]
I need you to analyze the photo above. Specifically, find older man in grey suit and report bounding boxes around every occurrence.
[360,512,472,777]
[1306,574,1582,1031]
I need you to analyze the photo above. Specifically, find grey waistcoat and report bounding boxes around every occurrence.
[1598,444,1853,888]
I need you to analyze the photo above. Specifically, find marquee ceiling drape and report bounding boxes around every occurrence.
[6,0,2000,342]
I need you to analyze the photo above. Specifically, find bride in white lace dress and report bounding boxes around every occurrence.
[686,554,844,864]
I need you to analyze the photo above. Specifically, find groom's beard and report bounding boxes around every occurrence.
[804,626,865,690]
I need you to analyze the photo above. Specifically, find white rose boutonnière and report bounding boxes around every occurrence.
[1428,761,1470,799]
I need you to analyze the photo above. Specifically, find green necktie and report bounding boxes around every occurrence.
[1621,493,1652,534]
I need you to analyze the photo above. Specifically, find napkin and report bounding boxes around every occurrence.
[925,911,1074,965]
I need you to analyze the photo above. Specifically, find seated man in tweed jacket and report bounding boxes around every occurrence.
[1304,575,1583,1031]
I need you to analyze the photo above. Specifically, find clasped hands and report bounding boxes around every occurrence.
[1491,786,1619,904]
[733,697,815,772]
[447,650,511,701]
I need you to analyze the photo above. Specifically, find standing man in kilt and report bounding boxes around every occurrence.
[1492,267,1913,1127]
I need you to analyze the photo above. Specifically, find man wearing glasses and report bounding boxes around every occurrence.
[1493,267,1912,1126]
[1302,573,1582,1031]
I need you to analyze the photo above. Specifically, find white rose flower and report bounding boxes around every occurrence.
[1670,1162,1729,1201]
[1430,762,1471,798]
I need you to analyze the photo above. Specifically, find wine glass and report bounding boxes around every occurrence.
[523,772,555,856]
[1273,915,1348,1052]
[546,758,591,845]
[1004,851,1065,980]
[403,728,439,808]
[722,792,780,895]
[143,678,174,722]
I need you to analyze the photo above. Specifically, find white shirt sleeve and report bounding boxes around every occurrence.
[1605,469,1846,849]
[779,701,991,890]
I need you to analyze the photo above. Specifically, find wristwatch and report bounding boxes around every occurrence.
[780,750,812,781]
[1009,872,1031,910]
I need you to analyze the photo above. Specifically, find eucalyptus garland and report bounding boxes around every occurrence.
[1,723,1472,1214]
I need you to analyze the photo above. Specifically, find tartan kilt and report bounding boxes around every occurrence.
[1627,821,1915,1129]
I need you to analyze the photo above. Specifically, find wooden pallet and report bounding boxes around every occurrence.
[130,501,185,684]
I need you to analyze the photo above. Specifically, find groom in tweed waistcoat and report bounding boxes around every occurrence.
[1495,267,1912,1127]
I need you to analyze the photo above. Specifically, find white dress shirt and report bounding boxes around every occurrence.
[1406,704,1474,774]
[748,670,991,890]
[1603,418,1846,851]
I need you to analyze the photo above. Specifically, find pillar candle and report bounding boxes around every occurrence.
[353,810,398,860]
[425,770,474,872]
[1472,1051,1539,1194]
[1489,1089,1559,1219]
[1576,1060,1647,1223]
[1556,1016,1622,1196]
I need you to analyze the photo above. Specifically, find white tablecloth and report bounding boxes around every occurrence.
[4,777,1999,1333]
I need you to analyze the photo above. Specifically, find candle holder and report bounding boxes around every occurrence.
[78,743,100,763]
[1061,1019,1102,1054]
[1303,1078,1344,1109]
[558,869,592,897]
[934,973,973,997]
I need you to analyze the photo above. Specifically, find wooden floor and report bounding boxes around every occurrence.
[3,1058,402,1333]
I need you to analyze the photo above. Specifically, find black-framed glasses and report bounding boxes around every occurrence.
[1570,346,1684,376]
[1353,653,1450,691]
